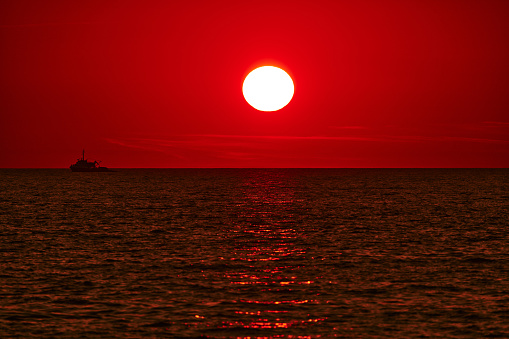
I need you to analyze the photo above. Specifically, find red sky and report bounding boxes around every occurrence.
[1,0,509,168]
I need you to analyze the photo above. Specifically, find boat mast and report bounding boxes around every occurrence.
[82,149,85,161]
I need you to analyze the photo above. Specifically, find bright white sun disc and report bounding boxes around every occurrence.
[242,66,294,111]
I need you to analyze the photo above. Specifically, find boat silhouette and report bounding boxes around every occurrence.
[70,150,112,172]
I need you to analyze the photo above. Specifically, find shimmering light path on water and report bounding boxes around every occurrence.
[0,169,508,337]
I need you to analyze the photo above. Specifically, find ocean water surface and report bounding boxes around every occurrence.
[0,168,508,338]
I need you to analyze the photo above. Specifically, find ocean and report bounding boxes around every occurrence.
[0,168,508,338]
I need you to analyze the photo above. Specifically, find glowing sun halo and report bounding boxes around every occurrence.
[242,66,294,111]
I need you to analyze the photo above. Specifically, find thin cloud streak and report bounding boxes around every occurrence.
[385,135,509,144]
[107,133,509,153]
[104,131,509,167]
[184,134,509,144]
[186,134,382,142]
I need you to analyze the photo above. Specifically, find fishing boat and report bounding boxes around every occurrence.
[70,150,111,172]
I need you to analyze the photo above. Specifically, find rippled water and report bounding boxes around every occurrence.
[0,169,508,338]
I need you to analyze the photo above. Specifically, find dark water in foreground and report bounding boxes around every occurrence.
[0,169,508,338]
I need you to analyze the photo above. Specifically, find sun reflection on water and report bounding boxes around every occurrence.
[213,170,327,335]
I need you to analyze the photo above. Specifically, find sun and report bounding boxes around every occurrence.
[242,66,294,111]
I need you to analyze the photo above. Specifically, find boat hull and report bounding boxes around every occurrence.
[70,166,112,172]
